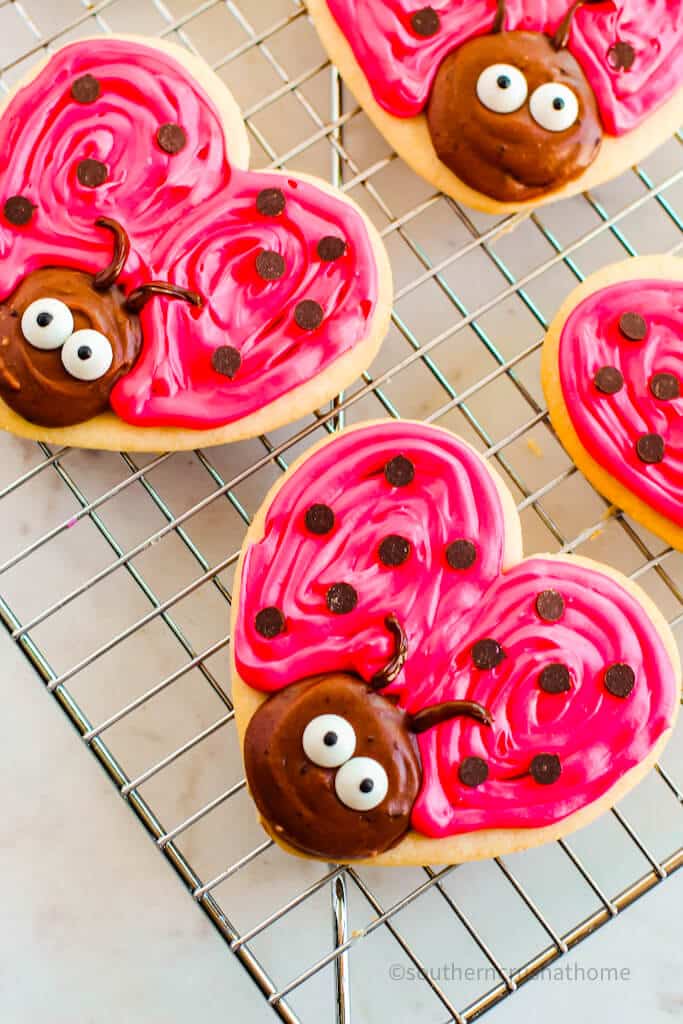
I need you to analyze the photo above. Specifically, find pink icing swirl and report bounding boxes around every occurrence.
[235,422,678,837]
[326,0,683,134]
[559,279,683,528]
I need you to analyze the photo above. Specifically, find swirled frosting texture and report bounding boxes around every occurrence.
[559,279,683,528]
[235,422,678,838]
[0,39,379,429]
[326,0,683,134]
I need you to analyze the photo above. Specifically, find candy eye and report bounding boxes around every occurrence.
[61,329,113,381]
[302,714,356,768]
[21,298,74,350]
[476,64,528,114]
[529,83,579,132]
[334,756,388,811]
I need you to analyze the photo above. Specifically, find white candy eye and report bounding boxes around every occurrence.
[61,329,113,381]
[21,298,74,350]
[476,64,528,114]
[529,83,579,132]
[302,714,356,768]
[334,756,388,811]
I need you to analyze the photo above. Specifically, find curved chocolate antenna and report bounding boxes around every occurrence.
[370,614,408,690]
[125,281,203,314]
[552,0,603,51]
[492,0,506,33]
[409,700,493,734]
[93,217,130,291]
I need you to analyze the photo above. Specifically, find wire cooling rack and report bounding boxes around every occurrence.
[0,1,681,1022]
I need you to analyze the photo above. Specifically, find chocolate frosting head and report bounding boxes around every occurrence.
[244,674,422,860]
[426,31,602,203]
[0,267,142,427]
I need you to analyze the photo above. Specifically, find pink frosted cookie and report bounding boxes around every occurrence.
[543,254,683,551]
[0,36,391,451]
[231,419,680,864]
[307,0,683,211]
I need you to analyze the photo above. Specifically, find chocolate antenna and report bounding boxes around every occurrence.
[370,614,408,690]
[492,0,506,33]
[125,281,203,314]
[93,217,130,291]
[552,0,603,51]
[409,700,493,734]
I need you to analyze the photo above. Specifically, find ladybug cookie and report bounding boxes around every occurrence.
[307,0,683,210]
[0,36,391,451]
[543,254,683,551]
[232,420,680,864]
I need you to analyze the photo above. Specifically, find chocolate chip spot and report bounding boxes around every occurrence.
[384,455,415,487]
[379,535,411,566]
[472,638,505,670]
[305,503,334,535]
[317,236,347,261]
[446,539,477,570]
[76,158,108,188]
[619,311,647,341]
[256,187,285,217]
[594,366,624,395]
[411,6,440,36]
[326,582,358,614]
[71,74,100,104]
[636,433,665,464]
[536,589,565,622]
[604,663,635,698]
[539,663,571,695]
[157,123,187,154]
[458,756,488,788]
[212,345,242,379]
[255,606,285,638]
[608,41,636,71]
[4,195,34,225]
[650,373,679,401]
[294,299,324,331]
[530,754,561,785]
[255,250,285,281]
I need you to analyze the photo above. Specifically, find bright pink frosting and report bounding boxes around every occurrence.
[326,0,683,134]
[559,279,683,528]
[0,39,379,429]
[235,422,678,837]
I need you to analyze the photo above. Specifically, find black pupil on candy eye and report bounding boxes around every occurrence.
[552,97,565,110]
[497,75,511,89]
[37,312,53,327]
[359,778,374,794]
[323,731,338,747]
[78,346,92,361]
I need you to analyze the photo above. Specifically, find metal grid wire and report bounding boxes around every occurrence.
[0,1,682,1021]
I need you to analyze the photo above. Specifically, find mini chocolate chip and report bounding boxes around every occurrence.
[256,187,285,216]
[536,589,565,622]
[472,638,505,670]
[157,123,187,154]
[384,455,414,487]
[4,195,34,225]
[458,756,489,788]
[650,373,679,401]
[608,41,636,71]
[326,582,358,614]
[294,299,324,331]
[305,503,334,535]
[317,236,346,261]
[71,74,100,104]
[76,159,108,188]
[411,6,440,36]
[446,539,477,570]
[378,535,411,566]
[255,250,285,281]
[359,777,374,793]
[619,311,647,341]
[530,754,561,785]
[539,663,571,694]
[594,366,624,395]
[255,606,285,638]
[604,663,635,698]
[636,433,665,464]
[212,345,242,379]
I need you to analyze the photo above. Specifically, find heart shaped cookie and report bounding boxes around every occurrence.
[231,420,680,864]
[543,254,683,551]
[0,36,391,450]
